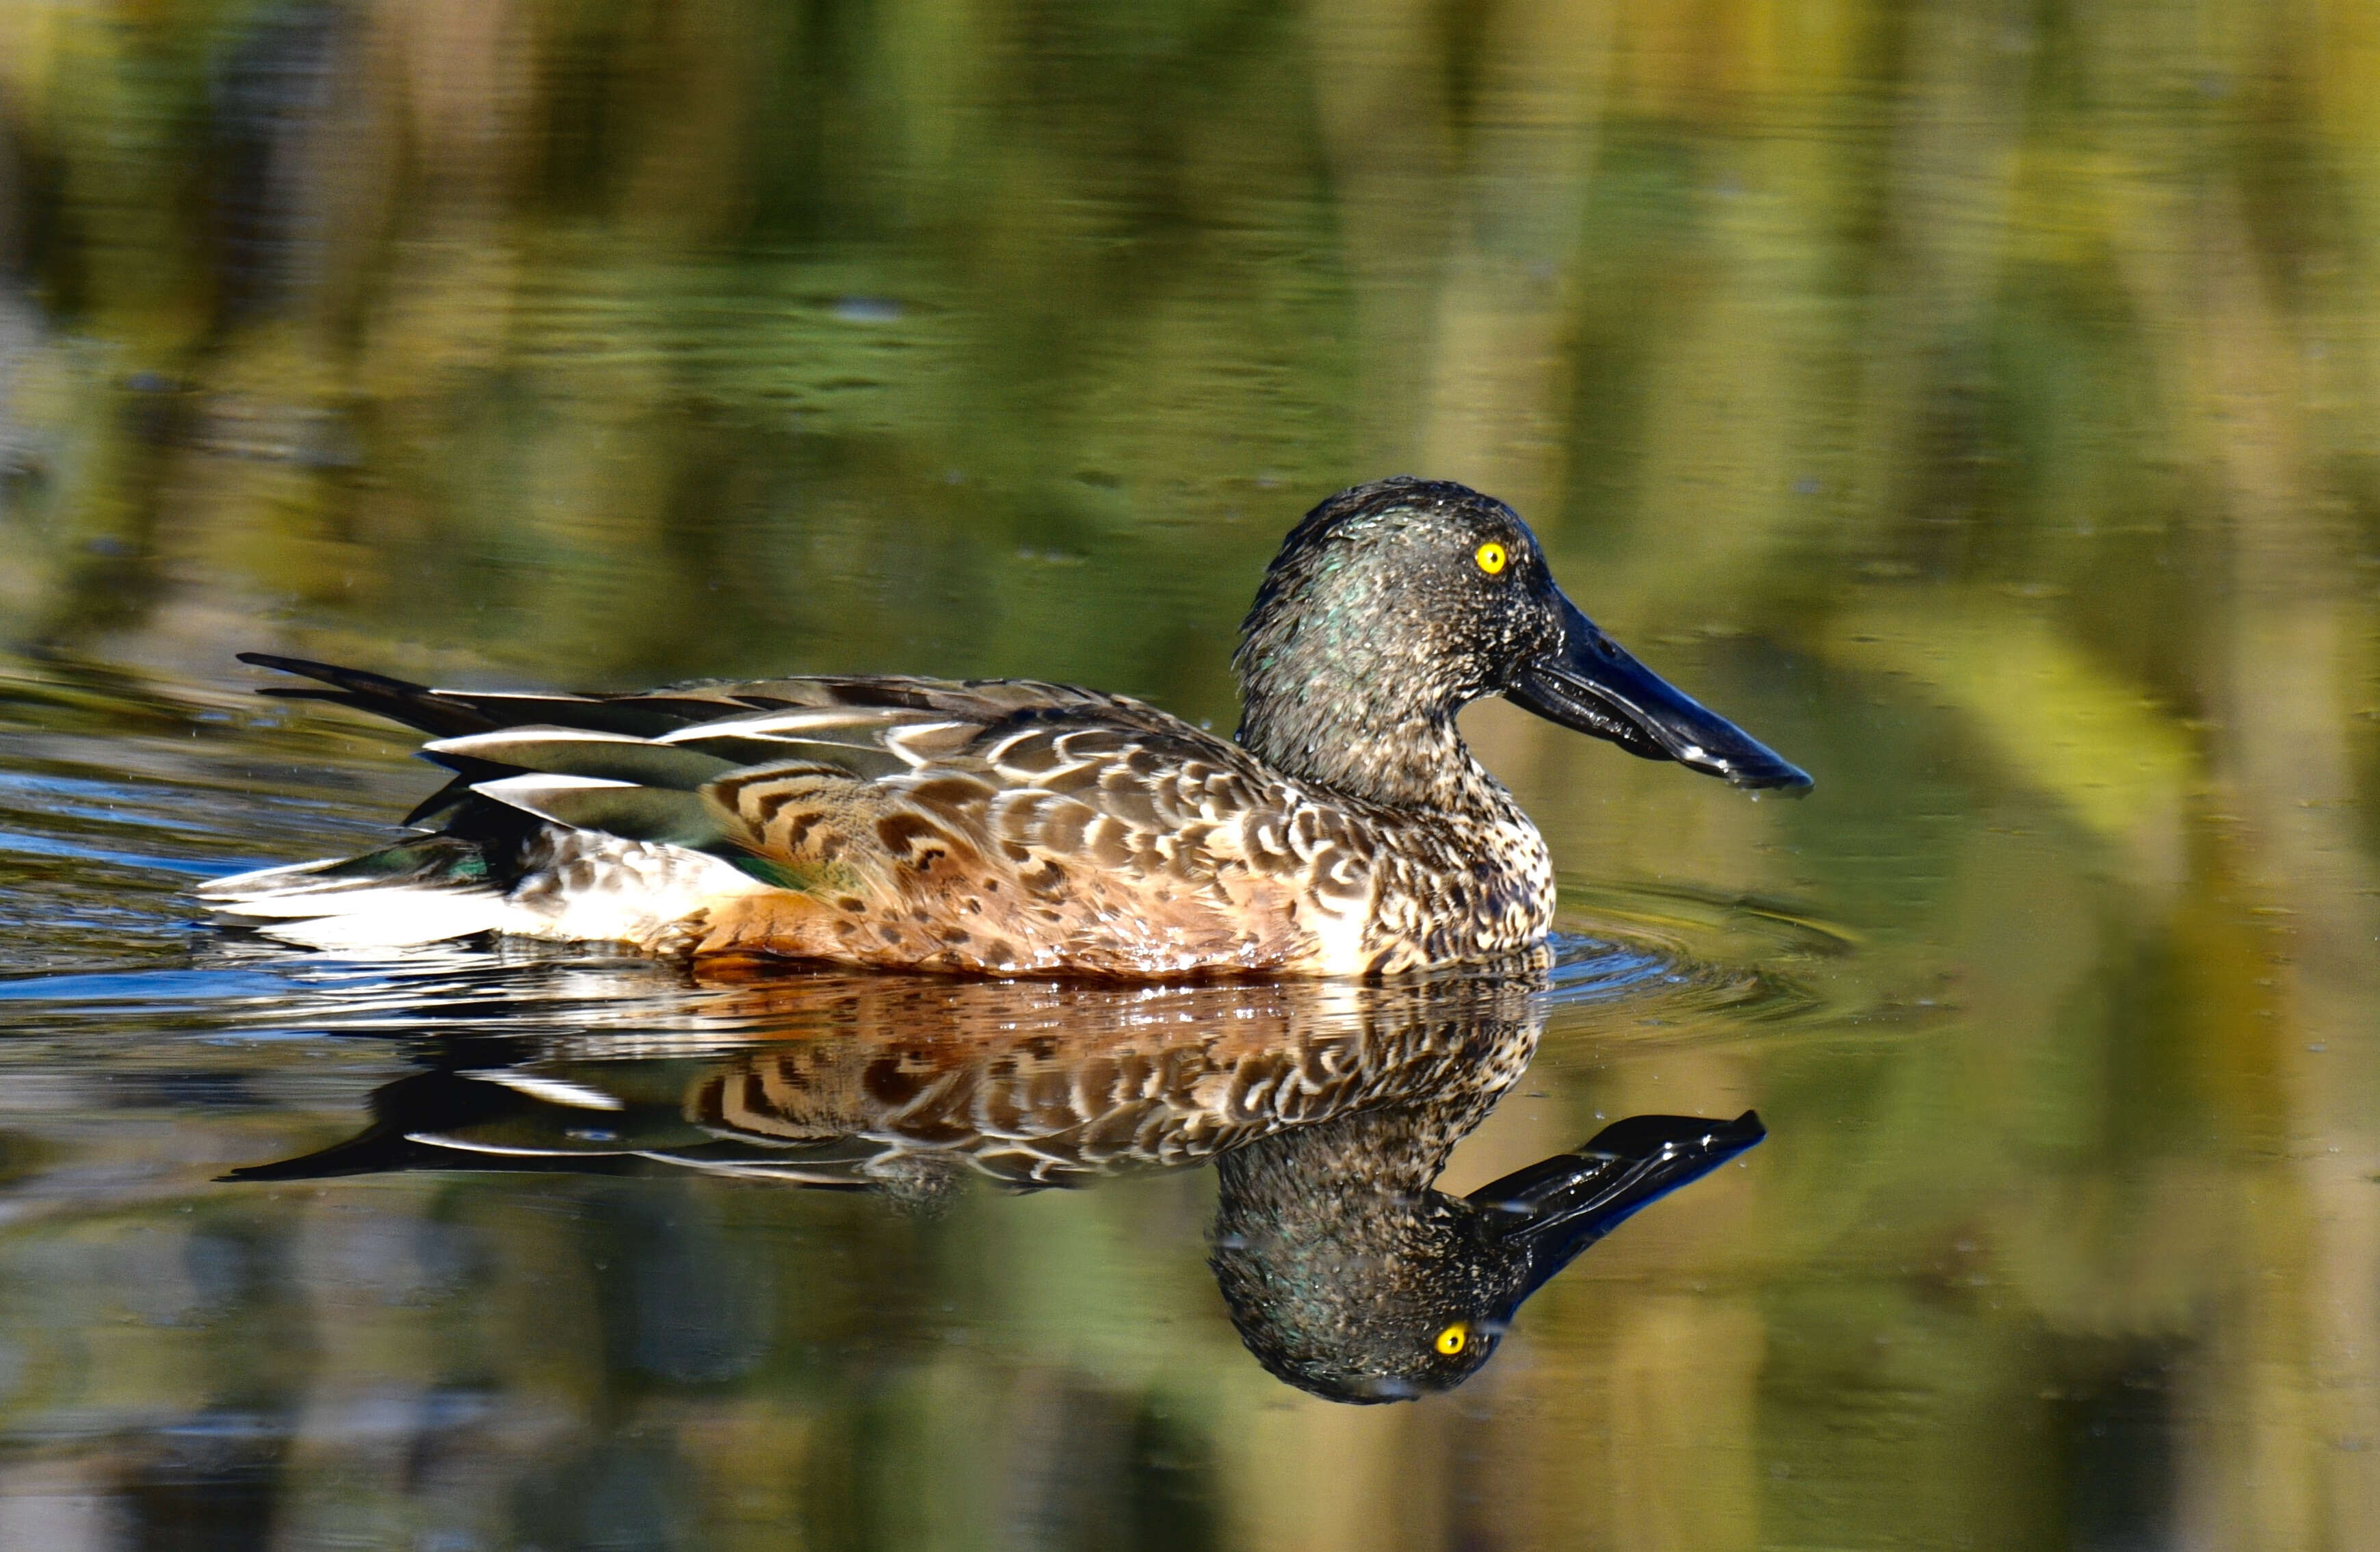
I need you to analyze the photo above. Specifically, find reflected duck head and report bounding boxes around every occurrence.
[1210,1110,1765,1404]
[1235,476,1810,797]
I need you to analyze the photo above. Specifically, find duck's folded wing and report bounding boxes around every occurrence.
[697,714,1346,894]
[685,713,1372,973]
[235,654,1178,833]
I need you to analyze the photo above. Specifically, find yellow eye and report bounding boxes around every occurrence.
[1474,542,1508,576]
[1434,1323,1469,1356]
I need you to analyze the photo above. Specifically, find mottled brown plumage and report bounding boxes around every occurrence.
[199,477,1808,975]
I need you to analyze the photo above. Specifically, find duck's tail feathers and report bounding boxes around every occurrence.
[209,656,869,950]
[196,836,525,948]
[237,653,504,738]
[237,653,761,740]
[198,820,772,953]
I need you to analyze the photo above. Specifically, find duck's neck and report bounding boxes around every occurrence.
[1217,1097,1479,1217]
[1235,663,1508,813]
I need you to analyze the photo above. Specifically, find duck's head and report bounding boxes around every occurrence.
[1235,476,1810,797]
[1212,1111,1768,1404]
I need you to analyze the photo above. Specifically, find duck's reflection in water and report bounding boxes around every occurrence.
[233,963,1761,1403]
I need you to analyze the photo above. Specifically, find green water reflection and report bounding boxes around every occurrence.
[1,0,2377,1547]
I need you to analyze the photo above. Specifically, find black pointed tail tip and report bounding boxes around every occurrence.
[233,652,501,738]
[216,1126,428,1183]
[235,650,348,682]
[235,651,430,696]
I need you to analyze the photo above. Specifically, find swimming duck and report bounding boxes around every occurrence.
[225,967,1763,1403]
[200,476,1808,976]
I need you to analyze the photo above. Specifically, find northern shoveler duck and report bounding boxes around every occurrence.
[226,968,1764,1403]
[200,476,1809,976]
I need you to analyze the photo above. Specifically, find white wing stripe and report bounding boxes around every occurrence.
[880,721,972,766]
[651,708,926,743]
[425,727,658,755]
[471,773,636,825]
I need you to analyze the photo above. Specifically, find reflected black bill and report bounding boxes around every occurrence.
[1470,1110,1767,1306]
[1508,596,1812,791]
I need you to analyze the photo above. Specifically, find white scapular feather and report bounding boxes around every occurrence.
[651,707,919,742]
[422,726,655,757]
[401,1131,606,1157]
[468,772,638,827]
[472,772,638,795]
[458,1070,627,1111]
[880,720,972,766]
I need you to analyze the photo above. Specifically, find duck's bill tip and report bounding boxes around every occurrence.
[1720,755,1814,794]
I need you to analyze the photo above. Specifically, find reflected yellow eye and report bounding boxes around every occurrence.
[1474,542,1508,576]
[1434,1323,1470,1356]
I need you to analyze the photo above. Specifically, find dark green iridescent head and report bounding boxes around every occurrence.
[1234,476,1810,802]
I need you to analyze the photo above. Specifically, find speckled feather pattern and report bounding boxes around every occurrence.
[666,968,1545,1188]
[679,677,1556,976]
